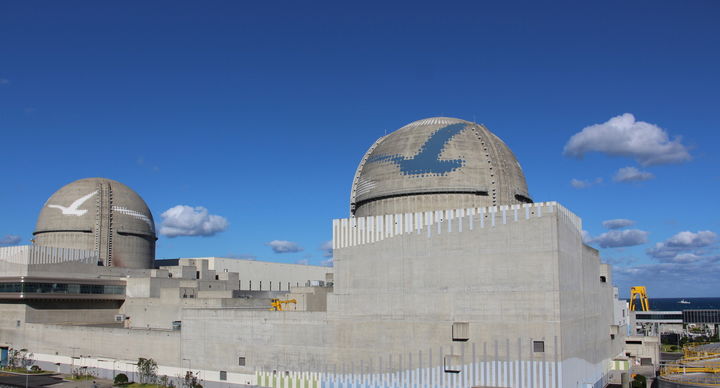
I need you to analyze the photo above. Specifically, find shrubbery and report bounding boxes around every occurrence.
[113,373,129,385]
[631,374,647,388]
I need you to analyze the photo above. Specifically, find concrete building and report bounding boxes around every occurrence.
[0,117,626,388]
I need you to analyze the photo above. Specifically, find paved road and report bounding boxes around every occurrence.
[0,373,114,388]
[660,351,683,362]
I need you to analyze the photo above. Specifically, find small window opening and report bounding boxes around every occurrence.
[600,276,607,283]
[533,340,545,353]
[443,355,461,373]
[452,322,469,342]
[219,371,227,381]
[238,357,246,366]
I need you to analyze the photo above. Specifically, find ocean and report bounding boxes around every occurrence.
[626,297,720,311]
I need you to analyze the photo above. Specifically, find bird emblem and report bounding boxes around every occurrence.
[368,123,467,176]
[47,190,98,216]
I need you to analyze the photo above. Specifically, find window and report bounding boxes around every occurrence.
[600,276,607,283]
[443,355,461,373]
[238,357,246,366]
[452,322,469,342]
[219,371,227,381]
[610,334,615,340]
[533,341,544,353]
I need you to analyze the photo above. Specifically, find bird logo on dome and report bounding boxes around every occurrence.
[367,123,467,176]
[47,190,98,216]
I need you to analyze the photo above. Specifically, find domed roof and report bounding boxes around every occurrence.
[350,117,532,217]
[34,177,156,269]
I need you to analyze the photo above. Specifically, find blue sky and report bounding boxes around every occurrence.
[1,1,718,297]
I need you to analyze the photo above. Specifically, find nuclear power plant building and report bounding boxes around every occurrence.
[0,118,627,388]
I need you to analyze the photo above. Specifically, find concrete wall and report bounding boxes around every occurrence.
[181,309,330,374]
[179,257,331,292]
[556,211,622,387]
[24,301,122,324]
[329,206,561,365]
[0,323,180,366]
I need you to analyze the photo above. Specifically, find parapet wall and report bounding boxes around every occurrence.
[0,245,98,266]
[333,201,581,250]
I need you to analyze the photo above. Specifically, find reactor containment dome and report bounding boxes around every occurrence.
[350,117,532,217]
[33,177,156,269]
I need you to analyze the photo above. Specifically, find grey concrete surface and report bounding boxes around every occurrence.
[351,117,531,217]
[34,178,156,269]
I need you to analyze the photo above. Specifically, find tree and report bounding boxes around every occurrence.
[181,371,202,388]
[631,374,647,388]
[7,348,34,370]
[158,375,174,388]
[137,358,158,384]
[113,373,129,385]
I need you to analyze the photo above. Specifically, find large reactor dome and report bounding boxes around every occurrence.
[34,178,156,269]
[351,117,532,217]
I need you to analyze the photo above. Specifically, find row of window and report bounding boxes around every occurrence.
[683,310,720,324]
[238,280,302,291]
[452,322,545,352]
[0,282,125,295]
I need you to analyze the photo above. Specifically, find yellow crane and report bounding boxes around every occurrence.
[629,286,650,311]
[269,298,297,311]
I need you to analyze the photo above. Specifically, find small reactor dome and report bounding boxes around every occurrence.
[34,178,156,269]
[351,117,532,217]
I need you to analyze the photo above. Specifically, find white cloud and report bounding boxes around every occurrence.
[612,257,720,296]
[0,79,9,85]
[0,235,21,245]
[646,230,717,260]
[610,230,719,295]
[159,205,229,237]
[674,253,703,263]
[266,240,303,254]
[571,177,602,189]
[602,219,635,229]
[295,258,310,265]
[613,166,654,183]
[586,229,649,248]
[321,257,334,267]
[320,240,333,258]
[564,113,691,166]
